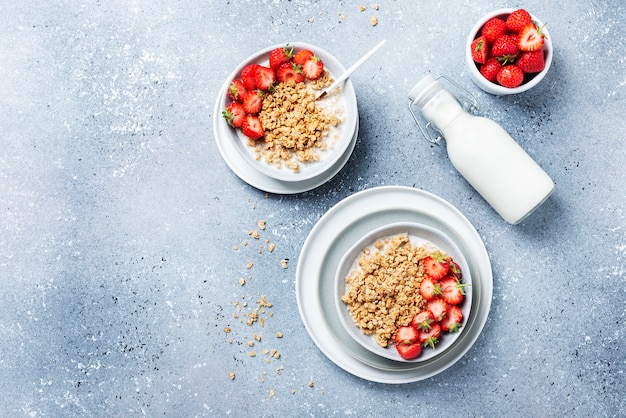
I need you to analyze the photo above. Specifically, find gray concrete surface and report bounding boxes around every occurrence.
[1,1,624,416]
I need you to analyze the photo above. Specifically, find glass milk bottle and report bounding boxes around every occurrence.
[408,74,554,224]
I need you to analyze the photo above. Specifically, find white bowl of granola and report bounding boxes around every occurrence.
[335,222,472,363]
[217,42,358,183]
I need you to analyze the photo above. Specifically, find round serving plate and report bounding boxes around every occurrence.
[295,186,492,383]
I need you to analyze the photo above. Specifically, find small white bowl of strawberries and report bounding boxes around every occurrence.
[466,8,553,95]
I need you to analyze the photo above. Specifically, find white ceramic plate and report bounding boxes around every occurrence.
[335,222,472,363]
[214,42,358,185]
[295,186,492,383]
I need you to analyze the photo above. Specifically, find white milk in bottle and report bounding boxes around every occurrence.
[408,74,554,224]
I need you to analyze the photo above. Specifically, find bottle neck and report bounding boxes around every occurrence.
[410,76,467,134]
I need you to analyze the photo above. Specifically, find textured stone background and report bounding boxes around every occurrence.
[0,0,624,416]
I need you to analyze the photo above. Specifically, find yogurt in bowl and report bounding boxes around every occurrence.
[335,222,473,363]
[217,42,358,182]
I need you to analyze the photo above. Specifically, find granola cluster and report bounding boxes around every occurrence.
[256,74,340,172]
[341,233,430,348]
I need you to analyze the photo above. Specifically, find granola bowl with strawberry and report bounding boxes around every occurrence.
[217,42,358,183]
[335,222,473,363]
[466,8,553,95]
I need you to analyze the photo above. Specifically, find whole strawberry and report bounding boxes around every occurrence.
[497,65,524,88]
[491,34,520,64]
[481,17,508,43]
[506,9,532,33]
[471,36,489,64]
[479,58,502,82]
[269,45,294,71]
[517,50,545,73]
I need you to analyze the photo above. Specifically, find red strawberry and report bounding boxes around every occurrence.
[448,260,463,281]
[411,310,435,331]
[491,35,520,64]
[497,65,525,88]
[439,276,467,305]
[394,325,419,345]
[241,90,263,114]
[241,114,264,140]
[293,49,314,65]
[440,305,463,332]
[479,58,502,83]
[481,17,508,43]
[471,36,489,65]
[517,50,545,73]
[269,45,294,71]
[276,62,304,84]
[301,55,324,80]
[240,64,261,91]
[422,255,449,280]
[518,23,545,52]
[419,322,441,350]
[396,341,422,360]
[222,102,246,128]
[253,66,276,91]
[419,276,442,301]
[426,298,448,322]
[227,79,247,102]
[506,9,532,33]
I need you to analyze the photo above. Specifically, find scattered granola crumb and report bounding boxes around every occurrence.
[233,245,239,251]
[249,351,256,357]
[269,389,275,397]
[242,240,248,247]
[247,340,254,347]
[308,379,314,388]
[373,3,379,10]
[260,376,265,383]
[339,13,345,20]
[281,259,288,269]
[223,327,231,333]
[246,262,253,269]
[249,230,260,239]
[239,277,245,286]
[254,334,261,342]
[276,365,285,375]
[258,219,266,230]
[370,15,378,26]
[291,389,296,394]
[227,338,233,344]
[263,349,270,355]
[359,5,366,11]
[268,243,276,252]
[275,332,283,338]
[229,372,235,380]
[308,17,315,23]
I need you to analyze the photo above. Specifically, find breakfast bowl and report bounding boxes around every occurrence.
[334,222,473,363]
[465,8,553,95]
[216,42,358,183]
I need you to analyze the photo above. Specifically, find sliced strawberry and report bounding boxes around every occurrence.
[411,310,435,331]
[269,45,294,71]
[481,17,508,43]
[422,254,449,280]
[479,58,502,83]
[396,341,422,360]
[506,9,532,33]
[439,276,467,305]
[419,322,441,350]
[293,49,314,65]
[471,36,489,65]
[517,50,545,73]
[253,66,276,91]
[419,276,442,301]
[517,23,545,52]
[394,325,419,345]
[301,55,324,80]
[240,64,261,91]
[448,260,463,281]
[491,34,520,64]
[440,305,463,333]
[276,62,304,84]
[497,64,525,88]
[241,90,263,114]
[222,102,246,128]
[227,79,247,102]
[426,298,448,322]
[241,114,264,140]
